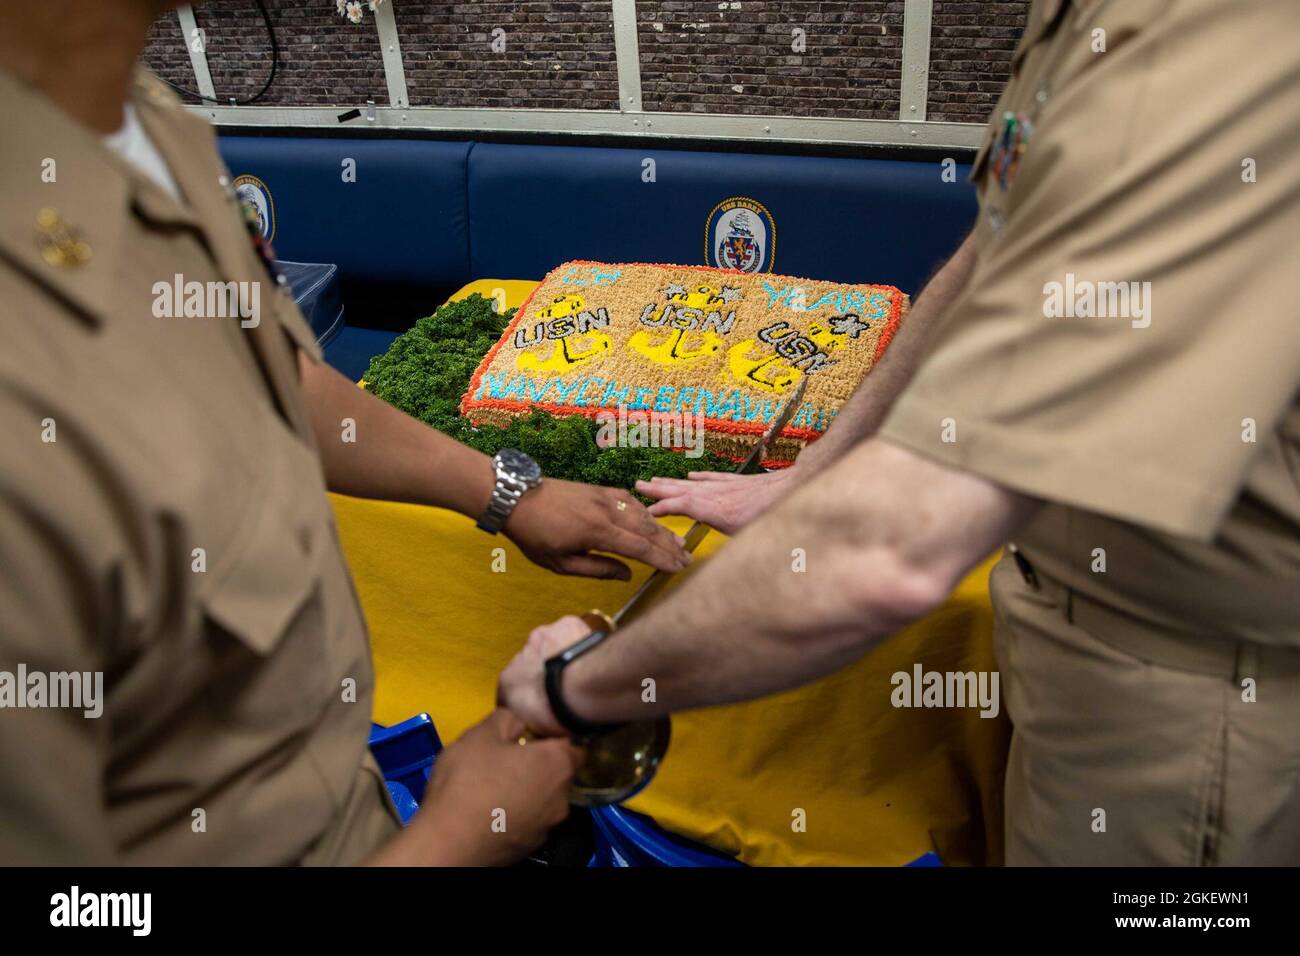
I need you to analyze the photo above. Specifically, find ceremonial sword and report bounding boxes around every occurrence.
[565,375,810,806]
[610,373,810,628]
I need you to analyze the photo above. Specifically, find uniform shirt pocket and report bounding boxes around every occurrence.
[199,438,333,731]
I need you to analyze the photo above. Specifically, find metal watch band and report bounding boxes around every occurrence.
[544,630,626,739]
[476,474,525,534]
[477,449,540,533]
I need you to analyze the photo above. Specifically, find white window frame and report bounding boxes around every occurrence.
[176,0,982,149]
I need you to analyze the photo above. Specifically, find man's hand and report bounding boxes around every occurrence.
[498,440,1037,730]
[297,357,686,580]
[636,466,803,535]
[394,709,583,866]
[498,615,592,738]
[505,479,690,579]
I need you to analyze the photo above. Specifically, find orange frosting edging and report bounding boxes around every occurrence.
[458,260,909,464]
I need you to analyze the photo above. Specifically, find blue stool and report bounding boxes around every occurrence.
[369,714,443,822]
[590,805,743,867]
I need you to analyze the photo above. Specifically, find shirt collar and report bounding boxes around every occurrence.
[0,67,132,327]
[0,66,222,327]
[1013,0,1071,70]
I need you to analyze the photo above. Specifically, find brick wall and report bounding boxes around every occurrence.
[399,2,619,110]
[143,0,388,107]
[142,0,1028,122]
[928,0,1029,122]
[637,1,899,119]
[143,9,192,95]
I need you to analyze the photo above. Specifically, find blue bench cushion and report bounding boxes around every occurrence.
[217,134,978,313]
[325,326,399,383]
[467,143,977,295]
[218,136,471,288]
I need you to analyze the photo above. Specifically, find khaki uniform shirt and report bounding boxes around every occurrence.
[882,0,1300,651]
[0,68,400,863]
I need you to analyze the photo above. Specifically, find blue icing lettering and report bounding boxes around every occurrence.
[744,397,775,424]
[501,375,529,400]
[760,287,880,315]
[475,371,508,400]
[526,378,553,402]
[629,386,656,411]
[601,381,631,406]
[574,377,603,407]
[552,377,586,403]
[560,266,622,287]
[809,292,840,312]
[714,390,741,420]
[762,281,793,309]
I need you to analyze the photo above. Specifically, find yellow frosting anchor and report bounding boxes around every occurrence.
[726,342,804,393]
[536,293,586,319]
[667,284,728,310]
[727,320,847,392]
[516,292,615,372]
[627,282,738,367]
[805,321,847,355]
[517,332,612,373]
[628,328,724,366]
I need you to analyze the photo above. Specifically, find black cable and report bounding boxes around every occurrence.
[158,0,278,106]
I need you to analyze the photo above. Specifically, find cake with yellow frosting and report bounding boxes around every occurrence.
[460,260,908,467]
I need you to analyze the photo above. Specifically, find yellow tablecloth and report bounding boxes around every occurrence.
[330,279,1010,866]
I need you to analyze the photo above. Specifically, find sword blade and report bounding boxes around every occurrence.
[610,376,810,628]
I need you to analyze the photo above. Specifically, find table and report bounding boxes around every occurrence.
[330,279,1010,866]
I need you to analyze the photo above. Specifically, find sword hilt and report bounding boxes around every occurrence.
[580,609,615,634]
[529,609,669,806]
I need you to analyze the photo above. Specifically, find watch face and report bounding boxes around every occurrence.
[498,448,542,484]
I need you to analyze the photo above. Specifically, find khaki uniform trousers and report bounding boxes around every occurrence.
[990,552,1300,866]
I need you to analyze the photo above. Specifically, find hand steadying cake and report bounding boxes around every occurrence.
[300,353,690,579]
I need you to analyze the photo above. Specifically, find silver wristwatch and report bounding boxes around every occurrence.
[476,449,543,534]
